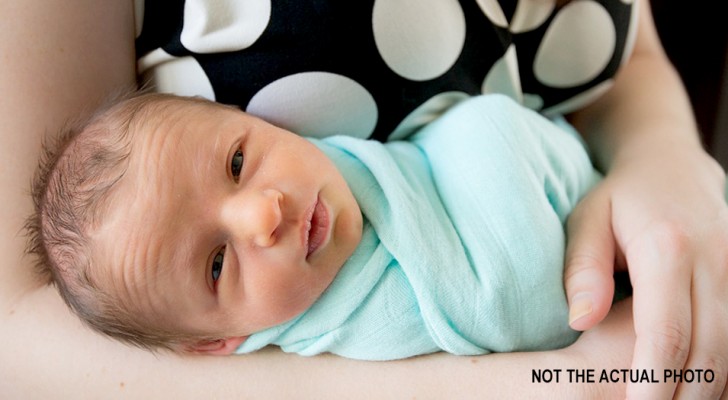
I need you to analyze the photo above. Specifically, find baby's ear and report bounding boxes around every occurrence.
[182,336,247,356]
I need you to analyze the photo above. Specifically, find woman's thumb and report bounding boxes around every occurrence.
[564,189,617,331]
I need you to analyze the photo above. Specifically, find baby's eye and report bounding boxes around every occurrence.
[231,149,244,182]
[211,247,225,284]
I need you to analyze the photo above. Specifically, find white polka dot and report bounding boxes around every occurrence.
[246,72,378,139]
[181,0,271,53]
[533,0,616,88]
[475,0,508,28]
[137,49,216,100]
[481,45,523,104]
[541,80,613,116]
[510,0,555,33]
[373,0,466,81]
[388,92,470,141]
[134,0,145,38]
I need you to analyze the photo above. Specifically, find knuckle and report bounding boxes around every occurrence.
[692,378,725,399]
[706,355,728,377]
[649,222,691,258]
[649,320,691,363]
[563,252,613,292]
[564,253,601,278]
[693,357,728,399]
[629,221,692,267]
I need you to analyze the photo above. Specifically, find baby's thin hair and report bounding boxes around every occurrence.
[24,89,218,351]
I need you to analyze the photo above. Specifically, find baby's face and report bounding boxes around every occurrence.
[91,100,362,346]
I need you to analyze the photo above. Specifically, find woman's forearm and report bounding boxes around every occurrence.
[3,285,633,399]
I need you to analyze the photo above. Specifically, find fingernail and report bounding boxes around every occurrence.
[568,293,593,325]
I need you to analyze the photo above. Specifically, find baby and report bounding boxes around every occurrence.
[27,92,600,360]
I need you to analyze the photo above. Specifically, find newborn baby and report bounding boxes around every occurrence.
[27,92,599,360]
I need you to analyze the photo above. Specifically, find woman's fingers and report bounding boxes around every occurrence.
[674,239,728,399]
[623,225,693,399]
[674,297,728,399]
[564,185,616,332]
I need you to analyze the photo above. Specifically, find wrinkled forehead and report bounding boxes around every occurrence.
[85,99,214,323]
[124,96,217,138]
[84,161,173,324]
[91,96,225,243]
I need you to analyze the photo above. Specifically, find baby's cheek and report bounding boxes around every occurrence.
[250,269,315,325]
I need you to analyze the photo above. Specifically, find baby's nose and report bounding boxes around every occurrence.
[226,188,283,248]
[252,189,283,247]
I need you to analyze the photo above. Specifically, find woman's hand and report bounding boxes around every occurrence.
[563,0,728,397]
[564,140,728,399]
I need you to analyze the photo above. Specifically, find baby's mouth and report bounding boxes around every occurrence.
[306,196,329,259]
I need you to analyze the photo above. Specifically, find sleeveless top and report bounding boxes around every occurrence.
[134,0,638,142]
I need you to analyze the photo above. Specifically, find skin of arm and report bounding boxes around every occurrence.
[565,0,728,398]
[0,0,633,398]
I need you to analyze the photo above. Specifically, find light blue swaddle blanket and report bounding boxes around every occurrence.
[236,95,601,360]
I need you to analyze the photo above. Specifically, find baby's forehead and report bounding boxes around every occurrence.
[125,96,233,142]
[101,96,227,231]
[127,97,201,134]
[99,96,245,213]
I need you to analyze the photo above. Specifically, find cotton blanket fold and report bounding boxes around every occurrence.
[236,95,601,360]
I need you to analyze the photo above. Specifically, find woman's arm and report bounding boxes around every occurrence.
[0,1,632,398]
[0,0,136,300]
[564,0,728,398]
[3,288,634,399]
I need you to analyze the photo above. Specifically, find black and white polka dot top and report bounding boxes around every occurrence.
[135,0,637,141]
